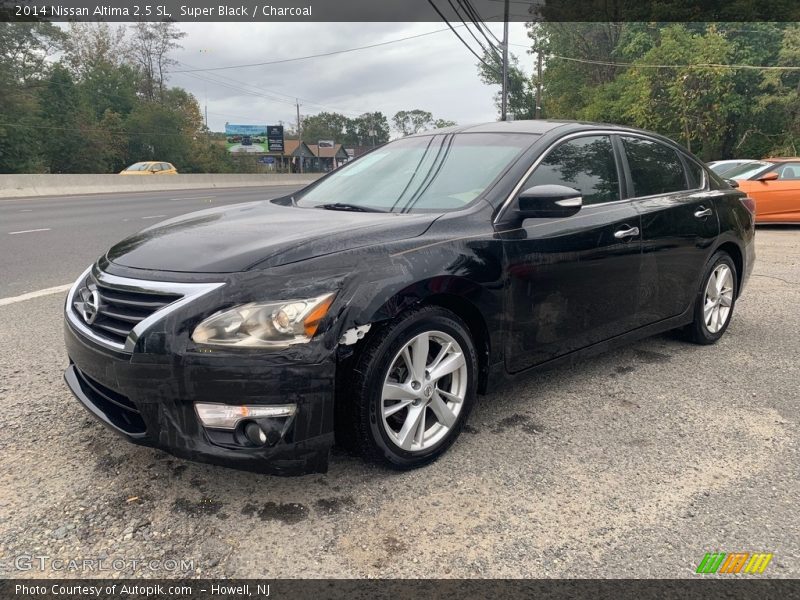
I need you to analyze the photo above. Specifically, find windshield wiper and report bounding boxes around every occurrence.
[317,202,387,213]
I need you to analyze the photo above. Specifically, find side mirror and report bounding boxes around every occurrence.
[725,178,739,188]
[757,172,779,182]
[516,184,583,219]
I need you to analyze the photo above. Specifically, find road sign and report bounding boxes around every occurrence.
[267,125,284,153]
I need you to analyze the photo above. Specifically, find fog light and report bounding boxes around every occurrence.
[194,402,296,429]
[244,421,268,446]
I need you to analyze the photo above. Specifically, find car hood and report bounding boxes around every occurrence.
[107,199,437,273]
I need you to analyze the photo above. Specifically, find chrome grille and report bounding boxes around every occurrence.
[66,266,224,353]
[72,272,182,346]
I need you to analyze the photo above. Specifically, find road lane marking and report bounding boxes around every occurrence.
[8,228,51,235]
[19,209,33,212]
[141,214,167,219]
[170,195,216,201]
[0,283,71,307]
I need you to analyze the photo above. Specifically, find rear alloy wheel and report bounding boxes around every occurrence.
[685,251,738,344]
[703,263,734,334]
[341,306,477,469]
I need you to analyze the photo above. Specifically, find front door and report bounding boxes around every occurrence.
[500,134,643,373]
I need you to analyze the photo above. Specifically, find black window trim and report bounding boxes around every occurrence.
[616,132,707,200]
[495,130,628,224]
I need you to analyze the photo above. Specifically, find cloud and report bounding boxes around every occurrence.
[169,22,531,133]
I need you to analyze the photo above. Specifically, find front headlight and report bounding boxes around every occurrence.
[192,293,335,348]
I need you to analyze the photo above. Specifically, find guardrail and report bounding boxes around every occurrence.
[0,174,322,199]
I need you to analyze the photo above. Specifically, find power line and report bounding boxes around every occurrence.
[427,0,502,76]
[548,54,800,71]
[167,26,460,74]
[174,63,366,119]
[459,0,503,46]
[446,0,501,61]
[0,121,193,137]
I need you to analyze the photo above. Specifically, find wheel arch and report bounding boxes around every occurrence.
[339,275,496,396]
[713,240,744,297]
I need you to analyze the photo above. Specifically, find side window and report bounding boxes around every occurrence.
[161,163,171,171]
[775,162,800,180]
[150,163,161,172]
[684,157,706,189]
[622,137,688,196]
[523,135,620,205]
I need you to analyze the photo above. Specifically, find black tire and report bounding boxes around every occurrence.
[337,306,478,469]
[684,251,738,345]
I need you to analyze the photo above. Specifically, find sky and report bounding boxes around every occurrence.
[167,22,532,134]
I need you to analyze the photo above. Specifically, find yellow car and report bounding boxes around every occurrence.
[120,161,178,175]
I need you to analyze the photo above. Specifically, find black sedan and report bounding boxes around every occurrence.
[64,121,755,474]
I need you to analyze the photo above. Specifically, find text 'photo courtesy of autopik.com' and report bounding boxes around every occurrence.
[0,0,798,598]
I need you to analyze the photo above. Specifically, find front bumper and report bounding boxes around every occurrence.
[64,320,335,475]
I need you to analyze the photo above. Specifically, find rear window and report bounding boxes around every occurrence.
[622,137,688,196]
[684,157,705,189]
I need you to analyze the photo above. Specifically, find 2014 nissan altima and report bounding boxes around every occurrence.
[64,121,755,474]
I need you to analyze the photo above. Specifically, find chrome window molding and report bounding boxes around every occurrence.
[494,129,709,224]
[65,265,224,353]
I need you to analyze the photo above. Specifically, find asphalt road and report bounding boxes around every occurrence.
[0,191,797,579]
[0,185,301,297]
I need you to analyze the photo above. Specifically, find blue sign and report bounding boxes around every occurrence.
[258,156,276,164]
[225,124,267,136]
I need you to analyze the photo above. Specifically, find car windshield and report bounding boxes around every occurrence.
[709,161,747,175]
[294,133,534,213]
[124,162,151,171]
[725,161,774,180]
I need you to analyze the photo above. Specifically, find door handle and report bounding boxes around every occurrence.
[614,226,640,240]
[694,206,713,218]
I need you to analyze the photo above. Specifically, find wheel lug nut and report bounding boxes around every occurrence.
[411,381,421,390]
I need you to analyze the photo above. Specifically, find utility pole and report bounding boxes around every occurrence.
[501,0,509,121]
[535,49,543,119]
[296,98,303,174]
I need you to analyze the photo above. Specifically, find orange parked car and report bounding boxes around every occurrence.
[728,158,800,223]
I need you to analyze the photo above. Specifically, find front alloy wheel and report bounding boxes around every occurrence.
[339,306,478,469]
[381,331,468,452]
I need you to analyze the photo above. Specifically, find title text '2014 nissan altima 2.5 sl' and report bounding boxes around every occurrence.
[64,121,756,475]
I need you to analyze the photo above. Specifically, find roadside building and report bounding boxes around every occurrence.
[307,143,350,171]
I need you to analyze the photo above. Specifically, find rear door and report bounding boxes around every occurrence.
[501,133,643,373]
[619,135,719,324]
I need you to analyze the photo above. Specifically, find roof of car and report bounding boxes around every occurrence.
[411,119,677,139]
[763,157,800,162]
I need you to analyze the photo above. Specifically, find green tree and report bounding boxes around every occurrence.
[300,111,350,145]
[129,22,186,101]
[477,50,537,120]
[344,112,390,146]
[0,23,63,173]
[61,22,130,78]
[37,65,96,173]
[392,110,432,136]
